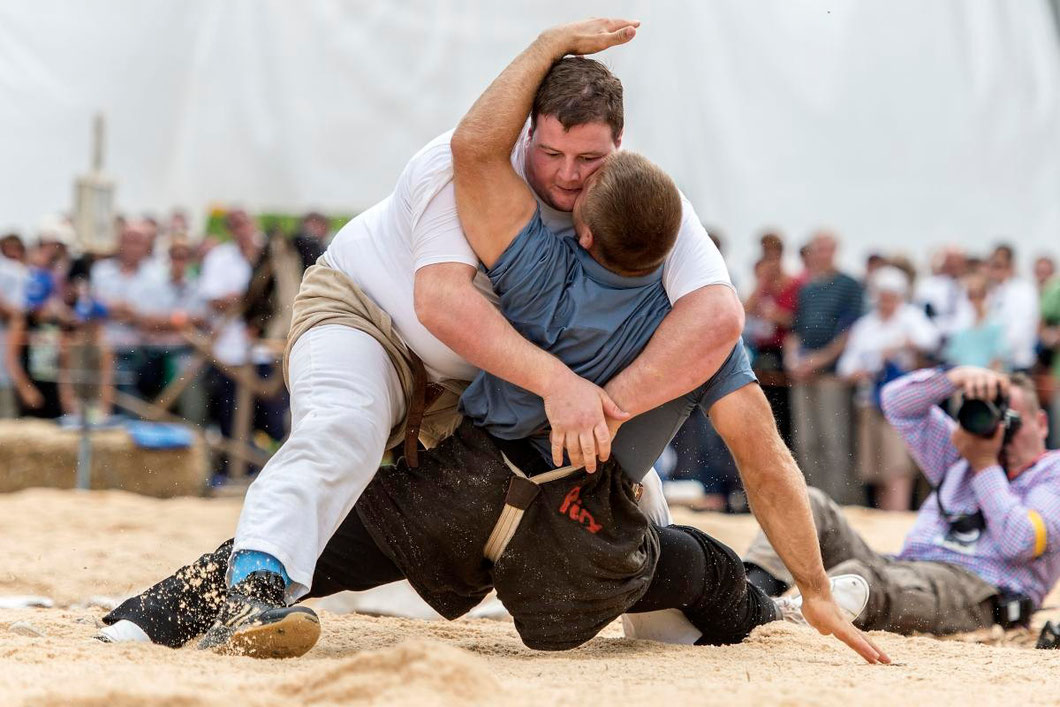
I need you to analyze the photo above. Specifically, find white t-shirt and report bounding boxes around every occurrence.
[325,129,733,383]
[90,258,157,351]
[0,258,28,386]
[130,270,205,348]
[199,242,252,366]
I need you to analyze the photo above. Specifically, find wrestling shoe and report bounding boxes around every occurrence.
[95,619,152,644]
[775,574,870,626]
[196,570,320,658]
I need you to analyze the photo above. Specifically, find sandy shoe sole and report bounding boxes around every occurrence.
[213,610,321,659]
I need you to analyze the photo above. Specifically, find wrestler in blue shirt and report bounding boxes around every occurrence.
[459,205,755,480]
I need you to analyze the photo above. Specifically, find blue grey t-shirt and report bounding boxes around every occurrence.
[459,209,671,456]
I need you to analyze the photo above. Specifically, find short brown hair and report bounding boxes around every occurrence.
[581,152,682,275]
[532,57,623,140]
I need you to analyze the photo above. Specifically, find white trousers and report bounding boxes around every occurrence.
[234,324,699,642]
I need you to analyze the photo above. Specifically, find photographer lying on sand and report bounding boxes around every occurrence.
[745,366,1060,635]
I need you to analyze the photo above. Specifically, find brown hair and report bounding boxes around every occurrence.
[531,57,623,141]
[581,152,682,275]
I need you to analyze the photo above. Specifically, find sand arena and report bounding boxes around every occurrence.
[1,487,1058,706]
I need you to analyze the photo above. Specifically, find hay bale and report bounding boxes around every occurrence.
[0,420,207,497]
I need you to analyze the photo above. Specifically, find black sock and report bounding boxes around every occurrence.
[744,562,789,597]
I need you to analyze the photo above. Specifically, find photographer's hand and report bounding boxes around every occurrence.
[952,424,1005,473]
[945,365,1010,402]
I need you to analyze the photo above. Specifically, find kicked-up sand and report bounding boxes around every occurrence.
[1,488,1058,706]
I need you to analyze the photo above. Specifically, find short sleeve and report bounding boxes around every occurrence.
[659,196,733,304]
[487,209,572,322]
[410,180,478,272]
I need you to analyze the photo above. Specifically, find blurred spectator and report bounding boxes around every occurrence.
[759,230,784,263]
[200,209,287,481]
[863,253,886,283]
[59,269,113,419]
[985,244,1038,372]
[90,221,154,399]
[784,231,864,504]
[837,267,940,510]
[130,238,207,406]
[1041,273,1060,447]
[944,274,1005,370]
[292,211,331,270]
[744,254,798,446]
[915,246,969,343]
[1,233,26,263]
[0,247,29,417]
[167,209,190,237]
[1034,255,1056,294]
[9,218,77,418]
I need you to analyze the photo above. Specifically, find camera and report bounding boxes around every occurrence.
[956,393,1022,442]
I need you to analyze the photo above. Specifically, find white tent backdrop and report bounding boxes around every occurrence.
[2,0,1059,282]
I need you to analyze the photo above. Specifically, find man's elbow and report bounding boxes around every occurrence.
[450,124,489,169]
[704,290,744,351]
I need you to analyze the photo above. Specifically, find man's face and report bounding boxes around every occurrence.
[227,210,257,245]
[987,252,1011,284]
[119,225,150,266]
[877,290,902,318]
[523,115,619,212]
[1004,387,1048,472]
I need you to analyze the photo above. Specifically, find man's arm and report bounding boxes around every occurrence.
[709,384,889,665]
[879,367,968,487]
[415,263,626,470]
[451,19,638,268]
[604,284,743,418]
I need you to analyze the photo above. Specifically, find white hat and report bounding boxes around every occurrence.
[36,214,77,247]
[871,265,910,298]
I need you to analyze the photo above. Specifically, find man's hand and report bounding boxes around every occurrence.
[952,424,1005,473]
[543,370,630,472]
[945,365,1010,402]
[539,18,640,57]
[799,591,891,665]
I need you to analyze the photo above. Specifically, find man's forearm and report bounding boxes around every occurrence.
[605,284,743,416]
[451,33,564,163]
[415,264,566,396]
[711,386,831,594]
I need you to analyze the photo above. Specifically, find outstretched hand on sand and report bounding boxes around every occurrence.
[801,592,892,664]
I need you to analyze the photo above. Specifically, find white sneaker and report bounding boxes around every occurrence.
[95,619,151,644]
[774,574,869,626]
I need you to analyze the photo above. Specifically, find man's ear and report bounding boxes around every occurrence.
[613,129,623,150]
[578,228,594,251]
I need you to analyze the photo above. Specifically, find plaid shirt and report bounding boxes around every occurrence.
[880,368,1060,606]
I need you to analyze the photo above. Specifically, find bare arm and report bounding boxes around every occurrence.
[415,263,626,470]
[451,19,638,268]
[710,384,889,665]
[5,313,43,409]
[604,284,743,417]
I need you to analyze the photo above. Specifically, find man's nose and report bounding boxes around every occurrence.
[557,158,581,185]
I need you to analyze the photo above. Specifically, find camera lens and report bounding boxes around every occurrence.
[957,398,1000,437]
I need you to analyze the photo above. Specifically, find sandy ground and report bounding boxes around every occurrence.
[2,488,1059,706]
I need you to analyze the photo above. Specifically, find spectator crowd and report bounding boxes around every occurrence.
[673,229,1060,512]
[0,209,331,485]
[2,211,1058,508]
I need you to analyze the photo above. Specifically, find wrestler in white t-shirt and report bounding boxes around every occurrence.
[326,128,732,382]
